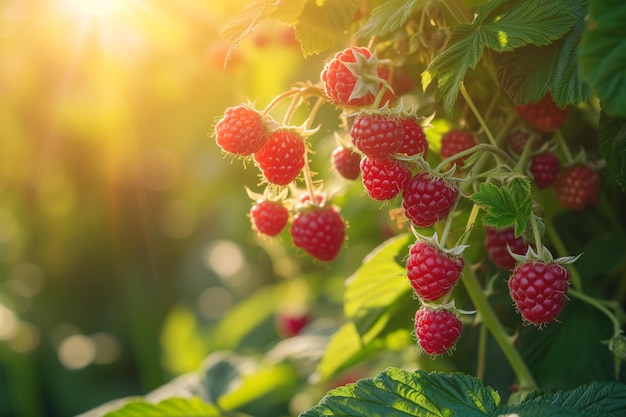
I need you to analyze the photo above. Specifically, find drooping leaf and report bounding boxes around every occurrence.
[357,0,422,39]
[301,368,500,417]
[496,0,590,107]
[423,0,579,113]
[344,233,413,340]
[103,397,222,417]
[295,0,361,56]
[598,110,626,190]
[503,380,626,417]
[471,177,532,236]
[579,0,626,117]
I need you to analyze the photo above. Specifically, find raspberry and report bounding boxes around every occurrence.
[350,113,402,158]
[290,206,345,261]
[275,311,310,338]
[399,118,428,157]
[440,129,477,167]
[406,242,464,301]
[254,130,305,185]
[214,105,268,156]
[515,93,569,133]
[506,129,539,156]
[553,164,601,209]
[529,152,560,189]
[508,261,571,325]
[484,226,530,270]
[250,200,289,237]
[332,146,361,180]
[402,172,459,228]
[360,157,411,201]
[414,306,462,355]
[321,46,381,107]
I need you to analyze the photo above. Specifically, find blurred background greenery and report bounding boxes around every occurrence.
[0,1,388,415]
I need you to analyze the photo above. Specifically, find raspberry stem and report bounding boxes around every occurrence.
[460,83,498,149]
[434,143,511,173]
[302,97,326,201]
[529,213,544,259]
[554,129,575,165]
[461,264,538,391]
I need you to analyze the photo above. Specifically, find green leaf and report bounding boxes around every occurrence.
[495,0,590,107]
[511,380,626,417]
[496,403,582,417]
[316,234,414,380]
[579,0,626,117]
[356,0,422,39]
[471,177,532,236]
[295,0,361,56]
[598,111,626,190]
[344,233,413,340]
[103,397,222,417]
[301,368,500,417]
[201,352,244,404]
[423,0,579,113]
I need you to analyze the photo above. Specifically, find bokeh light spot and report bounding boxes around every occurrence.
[7,321,40,353]
[58,334,96,370]
[197,286,234,319]
[204,240,245,279]
[0,303,19,340]
[91,332,121,364]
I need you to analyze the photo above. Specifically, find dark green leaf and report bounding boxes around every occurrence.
[344,233,413,340]
[103,397,221,417]
[598,112,626,190]
[518,380,626,417]
[579,0,626,117]
[357,0,422,39]
[423,0,579,113]
[495,0,590,107]
[201,352,243,404]
[295,0,361,56]
[301,368,500,417]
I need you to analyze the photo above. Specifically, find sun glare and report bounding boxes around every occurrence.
[64,0,127,17]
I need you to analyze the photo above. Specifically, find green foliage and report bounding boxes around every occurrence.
[356,0,423,39]
[579,0,626,117]
[295,0,361,56]
[471,177,532,236]
[422,0,579,113]
[495,0,591,107]
[303,368,626,417]
[316,234,414,380]
[301,368,501,417]
[103,397,223,417]
[597,112,626,190]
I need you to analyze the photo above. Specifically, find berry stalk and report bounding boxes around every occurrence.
[460,83,498,149]
[460,263,539,392]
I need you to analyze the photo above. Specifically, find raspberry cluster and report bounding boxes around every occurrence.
[213,42,593,358]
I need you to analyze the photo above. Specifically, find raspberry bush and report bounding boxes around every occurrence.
[94,1,626,417]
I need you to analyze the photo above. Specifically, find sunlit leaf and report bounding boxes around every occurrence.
[356,0,423,39]
[301,368,501,417]
[423,0,579,113]
[579,0,626,117]
[597,112,626,190]
[103,397,222,417]
[344,233,413,340]
[496,0,590,107]
[295,0,361,56]
[471,177,532,236]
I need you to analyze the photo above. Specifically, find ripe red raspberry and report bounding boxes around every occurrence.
[553,164,601,209]
[250,200,289,237]
[399,118,428,157]
[321,46,381,107]
[508,261,571,325]
[406,242,464,301]
[332,146,361,180]
[350,113,402,158]
[214,105,268,156]
[275,311,310,338]
[529,152,560,189]
[484,226,530,270]
[290,206,345,262]
[360,157,411,201]
[402,172,459,228]
[254,130,305,185]
[515,93,569,133]
[440,130,477,167]
[414,306,462,355]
